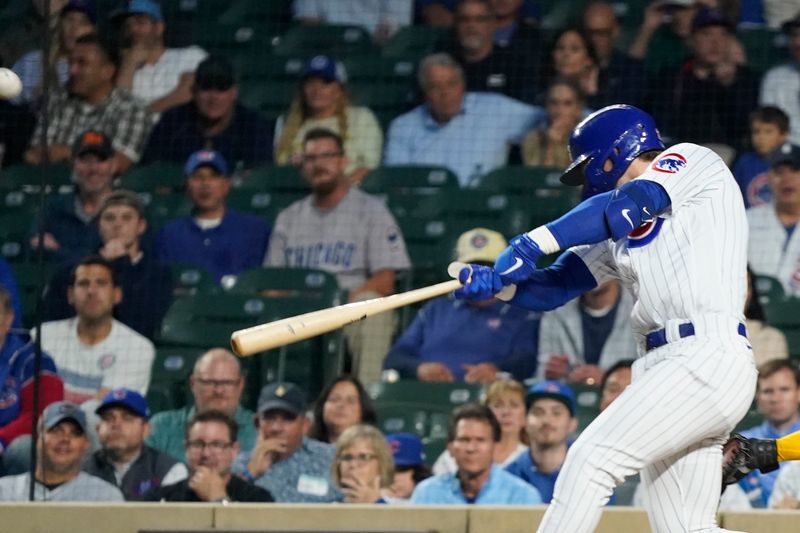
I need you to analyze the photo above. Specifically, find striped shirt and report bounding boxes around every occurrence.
[29,87,153,162]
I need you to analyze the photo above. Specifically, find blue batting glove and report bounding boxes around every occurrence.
[454,264,503,301]
[494,234,542,285]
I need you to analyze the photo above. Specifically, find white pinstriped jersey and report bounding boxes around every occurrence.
[571,143,749,348]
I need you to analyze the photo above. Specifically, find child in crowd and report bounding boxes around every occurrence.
[733,106,790,208]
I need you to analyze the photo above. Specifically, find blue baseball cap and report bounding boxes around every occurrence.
[184,149,229,176]
[43,401,88,433]
[526,381,577,416]
[303,55,347,83]
[113,0,163,21]
[691,7,732,33]
[386,432,425,467]
[96,388,150,420]
[61,0,98,24]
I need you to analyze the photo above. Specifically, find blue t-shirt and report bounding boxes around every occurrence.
[732,152,771,208]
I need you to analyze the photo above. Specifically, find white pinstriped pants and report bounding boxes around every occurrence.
[536,317,757,533]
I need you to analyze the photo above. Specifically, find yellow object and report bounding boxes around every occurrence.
[777,429,800,462]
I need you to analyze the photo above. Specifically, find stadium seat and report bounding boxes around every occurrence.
[377,404,430,437]
[382,26,449,57]
[755,275,800,328]
[146,381,180,414]
[2,189,39,218]
[572,383,601,432]
[738,28,788,74]
[271,24,378,57]
[0,163,71,191]
[349,81,417,111]
[341,55,418,82]
[237,78,296,118]
[734,407,763,432]
[226,267,342,304]
[367,380,483,407]
[122,160,185,192]
[0,213,31,262]
[225,190,290,223]
[236,164,306,193]
[142,192,192,232]
[361,165,459,195]
[10,262,53,326]
[171,263,219,297]
[384,190,447,222]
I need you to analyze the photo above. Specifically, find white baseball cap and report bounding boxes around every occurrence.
[455,228,507,264]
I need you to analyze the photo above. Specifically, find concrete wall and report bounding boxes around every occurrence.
[1,503,799,533]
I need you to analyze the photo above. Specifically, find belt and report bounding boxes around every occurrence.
[645,322,747,351]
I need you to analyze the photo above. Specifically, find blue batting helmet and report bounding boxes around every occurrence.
[560,105,664,197]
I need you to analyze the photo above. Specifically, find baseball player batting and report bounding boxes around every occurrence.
[456,104,756,532]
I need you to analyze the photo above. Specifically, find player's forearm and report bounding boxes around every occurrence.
[509,251,596,311]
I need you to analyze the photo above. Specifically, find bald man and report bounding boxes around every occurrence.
[580,1,645,107]
[145,348,257,461]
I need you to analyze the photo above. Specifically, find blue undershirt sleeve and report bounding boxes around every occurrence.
[509,251,598,311]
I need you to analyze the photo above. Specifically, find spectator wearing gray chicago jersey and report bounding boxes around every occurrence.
[265,129,410,383]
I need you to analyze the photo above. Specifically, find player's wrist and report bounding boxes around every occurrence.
[511,233,543,263]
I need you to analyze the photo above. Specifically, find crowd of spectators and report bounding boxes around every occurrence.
[2,0,800,513]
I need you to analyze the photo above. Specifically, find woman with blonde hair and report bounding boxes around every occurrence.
[274,55,383,183]
[332,424,395,503]
[432,379,529,474]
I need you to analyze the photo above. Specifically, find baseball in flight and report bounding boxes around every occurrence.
[0,68,22,99]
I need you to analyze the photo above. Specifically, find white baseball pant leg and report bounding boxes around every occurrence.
[536,322,756,533]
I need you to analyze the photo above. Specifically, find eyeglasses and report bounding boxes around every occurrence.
[338,453,377,464]
[195,378,240,388]
[186,440,233,452]
[301,151,344,164]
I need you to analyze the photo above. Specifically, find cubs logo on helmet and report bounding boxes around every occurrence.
[651,153,687,174]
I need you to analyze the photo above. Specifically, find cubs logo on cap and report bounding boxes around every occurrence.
[651,153,687,174]
[184,149,230,176]
[96,388,150,419]
[526,380,577,416]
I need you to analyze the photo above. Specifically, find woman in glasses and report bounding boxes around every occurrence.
[332,424,394,503]
[274,55,383,184]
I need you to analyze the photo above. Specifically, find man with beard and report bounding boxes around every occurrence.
[411,402,541,504]
[505,380,577,503]
[112,0,206,113]
[143,410,272,502]
[264,128,410,384]
[83,388,187,500]
[141,55,273,170]
[154,149,269,283]
[146,349,258,462]
[0,401,123,501]
[24,33,152,173]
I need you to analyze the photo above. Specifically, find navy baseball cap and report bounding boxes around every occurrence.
[526,381,577,416]
[112,0,163,21]
[303,55,348,83]
[691,7,732,33]
[386,433,425,467]
[96,388,150,420]
[73,130,113,160]
[62,0,97,24]
[184,149,229,176]
[195,55,235,91]
[43,401,88,434]
[257,382,307,416]
[768,143,800,169]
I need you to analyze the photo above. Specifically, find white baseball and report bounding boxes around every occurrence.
[0,68,22,99]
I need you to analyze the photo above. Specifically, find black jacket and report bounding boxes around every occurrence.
[142,475,273,502]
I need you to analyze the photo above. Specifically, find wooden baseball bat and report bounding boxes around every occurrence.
[231,279,460,357]
[230,263,516,357]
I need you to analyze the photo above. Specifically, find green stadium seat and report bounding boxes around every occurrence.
[423,436,447,465]
[341,55,418,82]
[122,160,185,192]
[478,165,565,192]
[382,26,448,57]
[171,263,219,297]
[0,163,72,191]
[349,81,417,110]
[10,262,53,326]
[236,164,306,193]
[2,189,39,217]
[571,383,601,432]
[738,28,787,74]
[225,190,293,223]
[142,192,192,232]
[782,328,800,357]
[361,165,459,195]
[754,276,800,328]
[272,25,377,57]
[151,345,203,382]
[226,267,342,303]
[237,79,296,118]
[754,275,786,305]
[734,407,762,432]
[384,190,446,222]
[146,381,181,414]
[367,380,483,407]
[377,404,430,437]
[0,213,31,262]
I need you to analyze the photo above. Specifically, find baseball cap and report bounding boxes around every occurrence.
[42,401,88,434]
[195,55,235,91]
[303,55,348,84]
[61,0,98,24]
[455,228,507,264]
[526,380,577,416]
[782,14,800,34]
[257,382,307,416]
[112,0,163,22]
[386,433,425,467]
[768,143,800,169]
[184,149,229,176]
[691,7,732,33]
[73,130,113,160]
[96,388,150,420]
